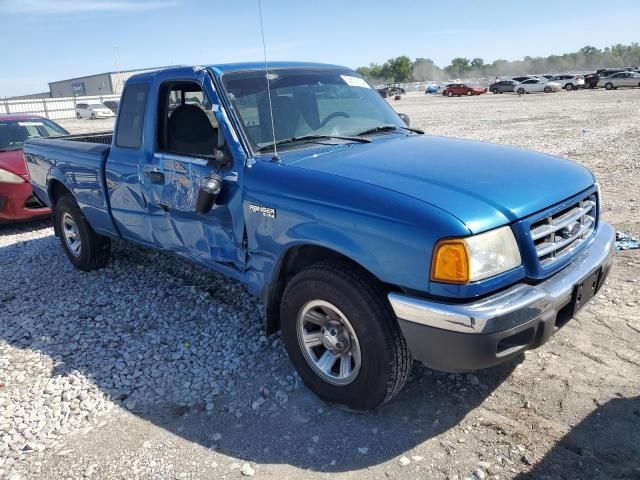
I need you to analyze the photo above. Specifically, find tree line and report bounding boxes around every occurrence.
[355,44,640,83]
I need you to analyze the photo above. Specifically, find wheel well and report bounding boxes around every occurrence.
[264,245,382,335]
[49,180,71,206]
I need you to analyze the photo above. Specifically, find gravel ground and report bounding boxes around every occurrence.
[1,89,639,480]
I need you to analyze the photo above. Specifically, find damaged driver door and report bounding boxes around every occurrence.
[141,68,244,271]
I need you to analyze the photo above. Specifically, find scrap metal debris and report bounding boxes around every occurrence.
[615,231,640,251]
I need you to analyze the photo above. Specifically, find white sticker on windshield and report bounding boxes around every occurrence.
[18,122,44,126]
[341,75,371,89]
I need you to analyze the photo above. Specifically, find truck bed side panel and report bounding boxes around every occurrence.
[24,138,119,237]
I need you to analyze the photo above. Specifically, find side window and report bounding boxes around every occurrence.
[157,82,219,157]
[115,84,148,149]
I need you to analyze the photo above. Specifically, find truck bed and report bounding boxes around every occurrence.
[24,131,119,237]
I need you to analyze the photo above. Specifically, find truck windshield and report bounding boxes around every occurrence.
[220,68,406,152]
[0,119,68,151]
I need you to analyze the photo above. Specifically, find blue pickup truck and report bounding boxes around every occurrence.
[24,63,614,410]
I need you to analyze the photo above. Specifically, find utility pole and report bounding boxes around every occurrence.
[113,45,121,93]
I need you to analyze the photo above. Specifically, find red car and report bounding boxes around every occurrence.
[0,114,68,222]
[443,83,487,97]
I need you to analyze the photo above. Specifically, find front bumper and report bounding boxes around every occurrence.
[0,182,50,222]
[389,222,615,372]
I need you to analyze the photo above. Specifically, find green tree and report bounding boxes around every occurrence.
[382,56,413,82]
[412,57,441,81]
[470,57,485,69]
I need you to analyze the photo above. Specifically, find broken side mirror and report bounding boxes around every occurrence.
[196,174,222,214]
[398,113,411,126]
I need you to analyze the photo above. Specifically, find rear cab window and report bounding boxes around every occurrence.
[115,84,148,149]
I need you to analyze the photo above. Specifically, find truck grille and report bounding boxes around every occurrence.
[530,193,597,266]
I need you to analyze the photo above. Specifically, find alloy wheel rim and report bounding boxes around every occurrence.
[296,300,361,386]
[62,212,81,257]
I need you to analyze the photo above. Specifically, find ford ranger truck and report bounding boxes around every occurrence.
[24,63,615,411]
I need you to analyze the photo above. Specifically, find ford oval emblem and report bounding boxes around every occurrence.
[559,222,580,239]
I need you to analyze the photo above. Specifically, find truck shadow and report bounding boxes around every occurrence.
[515,396,640,480]
[0,233,520,472]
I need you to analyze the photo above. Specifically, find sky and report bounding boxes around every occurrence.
[1,0,639,97]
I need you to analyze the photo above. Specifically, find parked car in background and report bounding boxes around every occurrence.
[489,80,517,94]
[103,100,119,113]
[598,71,640,89]
[75,103,116,119]
[515,79,561,94]
[583,72,600,89]
[436,82,455,94]
[547,74,585,91]
[443,83,486,97]
[0,114,68,222]
[424,84,439,94]
[377,84,406,98]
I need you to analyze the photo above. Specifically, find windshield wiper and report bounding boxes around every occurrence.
[356,124,424,136]
[257,134,371,153]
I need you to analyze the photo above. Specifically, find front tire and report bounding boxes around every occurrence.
[544,86,552,93]
[280,261,412,411]
[491,88,499,94]
[605,83,613,90]
[55,195,111,271]
[447,91,453,97]
[76,112,81,119]
[466,91,472,96]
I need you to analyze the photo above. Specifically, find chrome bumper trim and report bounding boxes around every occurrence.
[389,222,615,334]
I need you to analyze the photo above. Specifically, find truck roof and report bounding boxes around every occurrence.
[127,62,350,83]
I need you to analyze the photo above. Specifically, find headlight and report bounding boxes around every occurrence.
[431,226,521,283]
[0,168,25,184]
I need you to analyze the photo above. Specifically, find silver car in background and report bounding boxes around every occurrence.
[597,71,640,90]
[547,74,585,91]
[514,78,562,94]
[75,103,115,120]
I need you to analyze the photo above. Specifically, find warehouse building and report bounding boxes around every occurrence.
[48,66,170,97]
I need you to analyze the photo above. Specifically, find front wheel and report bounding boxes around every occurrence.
[55,195,111,271]
[466,91,472,96]
[491,88,499,94]
[544,86,552,93]
[280,261,412,411]
[447,91,453,97]
[605,83,613,90]
[76,112,81,119]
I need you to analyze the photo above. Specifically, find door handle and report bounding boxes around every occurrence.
[146,170,165,184]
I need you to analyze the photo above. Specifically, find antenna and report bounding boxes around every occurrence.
[258,0,279,161]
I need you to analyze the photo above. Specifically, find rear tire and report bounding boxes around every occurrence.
[544,86,552,93]
[565,83,574,91]
[280,261,412,411]
[466,91,472,96]
[447,91,453,97]
[605,83,613,90]
[55,195,111,271]
[517,87,525,95]
[491,88,499,94]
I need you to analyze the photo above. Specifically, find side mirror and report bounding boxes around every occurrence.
[398,113,411,126]
[211,128,230,167]
[196,174,222,214]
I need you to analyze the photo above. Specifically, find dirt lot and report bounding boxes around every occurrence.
[1,89,639,480]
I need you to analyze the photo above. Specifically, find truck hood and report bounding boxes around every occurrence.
[0,149,28,176]
[285,135,595,233]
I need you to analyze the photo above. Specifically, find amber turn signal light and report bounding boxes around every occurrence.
[431,239,470,283]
